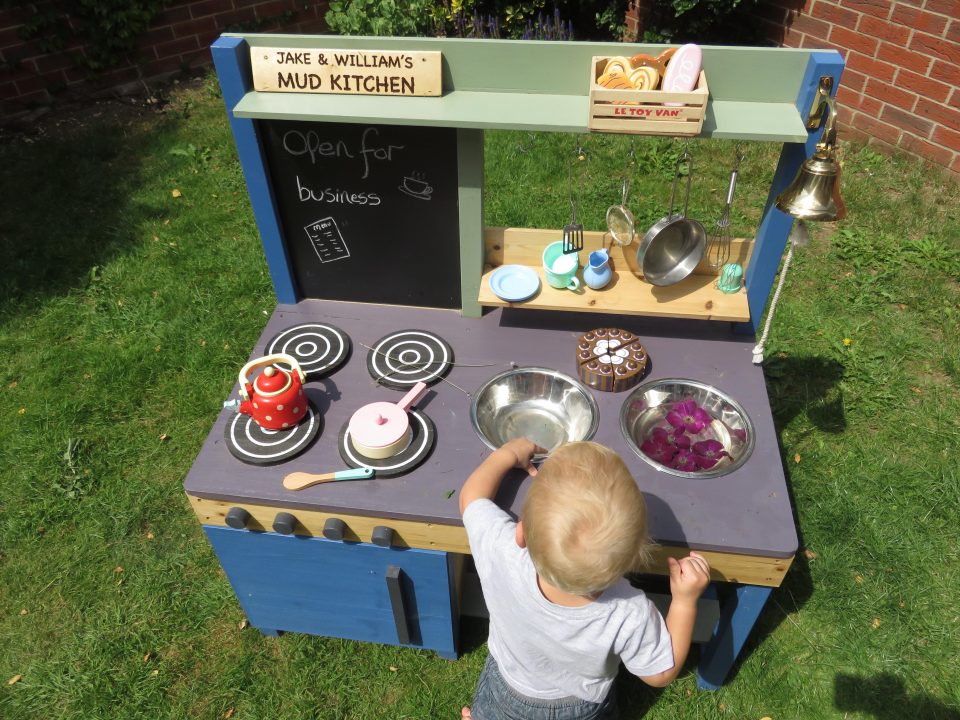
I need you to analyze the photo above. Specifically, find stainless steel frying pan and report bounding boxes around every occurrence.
[636,149,706,286]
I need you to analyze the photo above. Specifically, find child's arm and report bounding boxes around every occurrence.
[458,438,542,515]
[639,552,711,688]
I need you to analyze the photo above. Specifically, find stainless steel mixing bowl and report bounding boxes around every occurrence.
[620,378,755,478]
[471,367,599,459]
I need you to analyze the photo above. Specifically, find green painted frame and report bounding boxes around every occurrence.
[214,34,843,323]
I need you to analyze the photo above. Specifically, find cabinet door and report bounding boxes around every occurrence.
[204,526,458,657]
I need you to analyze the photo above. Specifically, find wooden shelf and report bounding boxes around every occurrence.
[477,227,752,322]
[231,36,818,141]
[233,90,808,142]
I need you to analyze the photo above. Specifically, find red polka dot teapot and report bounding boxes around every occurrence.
[236,354,308,430]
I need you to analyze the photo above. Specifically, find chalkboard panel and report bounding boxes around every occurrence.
[259,121,461,308]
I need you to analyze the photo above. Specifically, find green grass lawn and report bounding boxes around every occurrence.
[1,75,958,719]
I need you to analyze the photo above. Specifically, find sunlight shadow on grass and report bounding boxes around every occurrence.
[763,355,847,434]
[835,673,960,720]
[0,116,161,322]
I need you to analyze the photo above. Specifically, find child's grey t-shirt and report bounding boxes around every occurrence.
[463,499,674,703]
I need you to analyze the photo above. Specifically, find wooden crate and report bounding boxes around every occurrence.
[588,56,708,136]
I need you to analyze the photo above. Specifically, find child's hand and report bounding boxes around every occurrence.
[667,551,711,603]
[500,438,544,476]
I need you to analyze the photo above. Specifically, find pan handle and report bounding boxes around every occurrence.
[667,148,694,220]
[396,381,429,412]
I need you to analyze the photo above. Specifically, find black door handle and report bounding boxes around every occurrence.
[385,565,411,645]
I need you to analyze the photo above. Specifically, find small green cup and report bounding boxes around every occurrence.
[542,241,581,290]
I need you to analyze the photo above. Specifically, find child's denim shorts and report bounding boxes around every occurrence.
[470,654,618,720]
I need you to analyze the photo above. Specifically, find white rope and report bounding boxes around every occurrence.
[752,238,796,365]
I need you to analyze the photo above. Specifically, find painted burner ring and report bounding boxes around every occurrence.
[225,400,322,465]
[338,409,436,477]
[265,323,351,379]
[366,329,453,389]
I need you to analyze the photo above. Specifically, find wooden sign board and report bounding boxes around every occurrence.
[251,48,442,96]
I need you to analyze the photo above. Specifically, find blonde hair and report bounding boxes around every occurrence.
[521,441,652,596]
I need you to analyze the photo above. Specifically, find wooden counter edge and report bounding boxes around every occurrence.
[189,494,793,587]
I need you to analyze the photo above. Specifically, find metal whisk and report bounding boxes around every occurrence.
[707,145,744,271]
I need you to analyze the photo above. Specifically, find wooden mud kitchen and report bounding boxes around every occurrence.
[184,33,845,690]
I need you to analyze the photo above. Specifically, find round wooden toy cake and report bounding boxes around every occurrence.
[575,328,649,392]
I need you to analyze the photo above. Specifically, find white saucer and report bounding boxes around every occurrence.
[490,265,541,303]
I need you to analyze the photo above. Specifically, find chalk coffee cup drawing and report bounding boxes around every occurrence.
[399,175,433,199]
[542,240,581,290]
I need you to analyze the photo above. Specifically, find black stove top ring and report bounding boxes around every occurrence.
[366,329,453,389]
[224,400,322,465]
[265,323,351,380]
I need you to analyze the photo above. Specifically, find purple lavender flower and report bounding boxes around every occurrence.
[692,439,728,470]
[650,426,691,450]
[667,400,713,435]
[669,449,697,471]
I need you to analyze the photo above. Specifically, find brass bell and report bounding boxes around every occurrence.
[776,86,847,222]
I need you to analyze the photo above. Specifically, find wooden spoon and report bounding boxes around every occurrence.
[284,467,374,491]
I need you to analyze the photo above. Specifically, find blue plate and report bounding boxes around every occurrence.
[490,265,541,303]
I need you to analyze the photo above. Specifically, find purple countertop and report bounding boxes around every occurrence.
[184,299,797,558]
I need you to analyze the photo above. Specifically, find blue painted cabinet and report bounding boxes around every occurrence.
[205,526,460,658]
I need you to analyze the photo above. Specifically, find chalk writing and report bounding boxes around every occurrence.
[297,176,382,206]
[282,127,404,179]
[304,217,350,263]
[398,171,433,200]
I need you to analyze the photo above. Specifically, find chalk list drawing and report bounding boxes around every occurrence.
[304,217,350,263]
[398,171,433,201]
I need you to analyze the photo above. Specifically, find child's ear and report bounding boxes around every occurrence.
[516,520,526,548]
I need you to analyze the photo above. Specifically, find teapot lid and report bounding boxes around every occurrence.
[254,365,291,396]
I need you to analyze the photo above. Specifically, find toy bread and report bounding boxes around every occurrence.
[597,70,634,90]
[602,56,633,76]
[628,66,660,90]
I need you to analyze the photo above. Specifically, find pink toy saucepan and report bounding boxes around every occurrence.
[236,353,309,430]
[348,382,429,459]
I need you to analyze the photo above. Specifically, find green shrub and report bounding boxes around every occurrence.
[325,0,627,40]
[325,0,442,36]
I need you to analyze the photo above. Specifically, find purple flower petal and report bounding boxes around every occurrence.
[694,454,720,469]
[651,426,690,448]
[671,399,698,416]
[669,449,697,471]
[650,427,672,446]
[691,408,713,433]
[666,410,686,430]
[693,439,726,458]
[692,440,728,470]
[641,439,677,464]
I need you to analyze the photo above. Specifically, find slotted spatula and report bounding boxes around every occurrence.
[562,144,585,254]
[563,199,584,254]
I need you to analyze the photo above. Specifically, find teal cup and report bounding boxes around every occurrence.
[542,241,581,290]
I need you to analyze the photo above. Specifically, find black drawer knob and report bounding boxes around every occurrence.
[272,512,297,535]
[371,526,395,547]
[323,517,347,540]
[225,507,252,530]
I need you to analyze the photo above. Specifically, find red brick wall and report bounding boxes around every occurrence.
[1,0,329,117]
[749,0,958,174]
[625,0,959,175]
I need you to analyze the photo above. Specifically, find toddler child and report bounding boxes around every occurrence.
[459,438,711,719]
